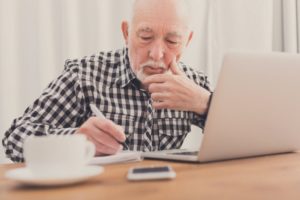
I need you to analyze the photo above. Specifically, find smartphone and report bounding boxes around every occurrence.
[127,165,176,181]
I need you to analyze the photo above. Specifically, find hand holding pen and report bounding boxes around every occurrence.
[90,104,128,147]
[76,104,126,156]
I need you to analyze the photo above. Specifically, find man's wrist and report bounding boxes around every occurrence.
[194,89,213,115]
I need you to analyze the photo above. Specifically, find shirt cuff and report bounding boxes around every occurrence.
[48,127,78,135]
[191,92,213,129]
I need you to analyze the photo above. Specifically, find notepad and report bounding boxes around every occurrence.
[89,151,143,165]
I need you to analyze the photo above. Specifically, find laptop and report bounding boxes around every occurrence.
[143,51,300,162]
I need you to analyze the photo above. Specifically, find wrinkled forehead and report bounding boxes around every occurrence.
[135,23,187,38]
[131,0,190,29]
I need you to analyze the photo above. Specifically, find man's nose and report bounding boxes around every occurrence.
[148,41,165,61]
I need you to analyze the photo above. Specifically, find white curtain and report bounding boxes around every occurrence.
[206,0,274,87]
[273,0,300,53]
[0,0,299,162]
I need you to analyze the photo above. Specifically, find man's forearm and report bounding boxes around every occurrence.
[3,124,78,162]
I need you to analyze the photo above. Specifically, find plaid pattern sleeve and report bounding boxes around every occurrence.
[2,48,211,162]
[2,62,86,162]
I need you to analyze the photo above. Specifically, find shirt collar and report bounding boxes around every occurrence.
[116,48,142,89]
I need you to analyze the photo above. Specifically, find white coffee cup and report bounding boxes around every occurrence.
[23,134,95,178]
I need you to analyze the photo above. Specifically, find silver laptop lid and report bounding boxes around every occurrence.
[198,52,300,162]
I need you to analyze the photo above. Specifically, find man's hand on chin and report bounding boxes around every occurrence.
[142,59,211,115]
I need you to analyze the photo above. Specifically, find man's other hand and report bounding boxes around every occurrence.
[143,59,211,115]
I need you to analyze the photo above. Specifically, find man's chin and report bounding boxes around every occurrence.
[136,71,170,91]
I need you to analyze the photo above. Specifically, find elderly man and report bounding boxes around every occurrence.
[3,0,212,162]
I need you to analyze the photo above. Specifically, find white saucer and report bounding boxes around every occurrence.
[5,165,104,186]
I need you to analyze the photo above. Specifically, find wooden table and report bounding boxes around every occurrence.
[1,153,300,200]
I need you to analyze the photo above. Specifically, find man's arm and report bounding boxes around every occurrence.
[3,59,126,162]
[2,62,85,162]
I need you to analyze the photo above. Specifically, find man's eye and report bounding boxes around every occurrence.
[167,40,178,45]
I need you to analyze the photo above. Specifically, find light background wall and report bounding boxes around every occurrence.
[1,0,299,163]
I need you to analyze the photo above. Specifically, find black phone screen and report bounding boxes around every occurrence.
[132,166,170,174]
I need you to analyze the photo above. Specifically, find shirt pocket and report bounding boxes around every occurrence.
[157,117,191,150]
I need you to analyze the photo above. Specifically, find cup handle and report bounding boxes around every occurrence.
[85,141,96,164]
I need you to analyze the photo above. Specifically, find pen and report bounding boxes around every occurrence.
[90,104,106,120]
[89,104,127,148]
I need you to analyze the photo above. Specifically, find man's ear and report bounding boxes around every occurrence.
[121,21,129,45]
[185,31,193,47]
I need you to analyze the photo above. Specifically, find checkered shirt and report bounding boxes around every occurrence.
[2,48,211,162]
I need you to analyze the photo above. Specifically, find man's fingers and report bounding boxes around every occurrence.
[151,92,169,102]
[92,117,126,143]
[94,140,123,155]
[78,120,123,150]
[77,117,126,156]
[93,129,122,150]
[152,100,171,110]
[169,58,183,75]
[142,74,167,85]
[148,83,168,93]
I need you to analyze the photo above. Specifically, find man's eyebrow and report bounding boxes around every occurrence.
[136,27,153,35]
[166,31,183,38]
[137,27,153,33]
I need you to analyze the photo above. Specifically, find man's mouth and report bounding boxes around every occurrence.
[143,66,166,75]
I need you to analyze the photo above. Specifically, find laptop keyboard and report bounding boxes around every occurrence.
[170,151,199,156]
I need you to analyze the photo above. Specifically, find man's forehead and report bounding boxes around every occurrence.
[136,24,184,37]
[131,0,190,29]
